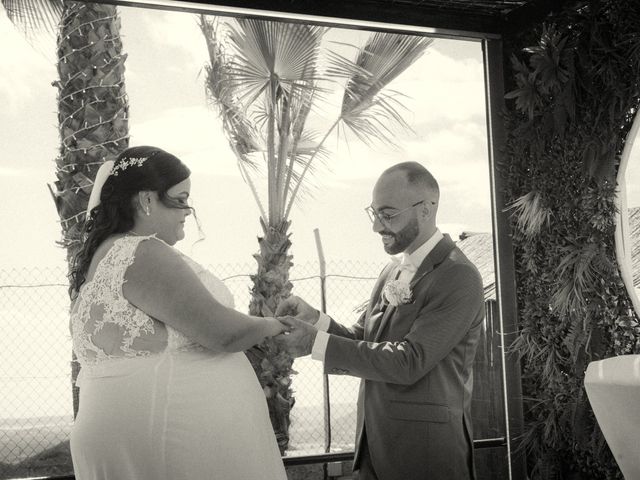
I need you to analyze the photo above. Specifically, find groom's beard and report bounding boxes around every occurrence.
[381,218,419,255]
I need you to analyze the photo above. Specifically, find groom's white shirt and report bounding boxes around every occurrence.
[311,229,443,361]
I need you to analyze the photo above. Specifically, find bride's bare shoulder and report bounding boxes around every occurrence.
[126,236,192,282]
[122,237,214,315]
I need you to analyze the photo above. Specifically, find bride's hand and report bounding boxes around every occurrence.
[264,316,292,337]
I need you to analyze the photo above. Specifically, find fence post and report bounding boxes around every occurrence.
[313,229,331,478]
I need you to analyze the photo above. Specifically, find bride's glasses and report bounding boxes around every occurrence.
[165,195,193,210]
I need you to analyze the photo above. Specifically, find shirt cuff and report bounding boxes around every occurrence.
[315,312,331,331]
[311,330,330,362]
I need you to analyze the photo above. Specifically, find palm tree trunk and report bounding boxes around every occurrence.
[245,217,295,453]
[49,1,129,417]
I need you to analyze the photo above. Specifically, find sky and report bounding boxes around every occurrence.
[0,5,498,436]
[1,4,639,273]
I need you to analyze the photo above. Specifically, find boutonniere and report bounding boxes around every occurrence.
[382,279,413,306]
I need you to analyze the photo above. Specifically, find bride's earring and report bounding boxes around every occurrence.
[139,192,151,216]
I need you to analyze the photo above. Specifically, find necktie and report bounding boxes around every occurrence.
[399,256,417,274]
[397,255,417,284]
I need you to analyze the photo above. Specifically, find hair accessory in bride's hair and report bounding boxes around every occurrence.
[110,157,148,176]
[85,160,115,219]
[85,155,151,218]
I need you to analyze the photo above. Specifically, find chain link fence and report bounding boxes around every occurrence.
[0,260,383,478]
[0,259,505,479]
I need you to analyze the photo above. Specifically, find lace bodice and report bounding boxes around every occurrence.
[70,235,235,366]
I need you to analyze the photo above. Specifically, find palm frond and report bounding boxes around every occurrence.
[328,32,432,145]
[225,19,326,106]
[325,48,372,80]
[562,318,591,363]
[203,17,328,225]
[280,81,318,204]
[506,191,553,238]
[200,16,262,167]
[236,159,268,221]
[203,19,431,226]
[339,91,411,147]
[344,32,433,111]
[284,137,329,199]
[2,0,63,37]
[201,15,267,219]
[285,35,431,214]
[550,242,599,316]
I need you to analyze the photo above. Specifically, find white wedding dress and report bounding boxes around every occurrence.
[69,235,286,480]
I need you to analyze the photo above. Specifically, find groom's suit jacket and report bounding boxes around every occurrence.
[323,234,484,480]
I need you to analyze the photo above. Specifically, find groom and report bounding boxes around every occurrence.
[276,161,484,480]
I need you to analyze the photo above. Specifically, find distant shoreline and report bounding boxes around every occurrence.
[0,415,73,430]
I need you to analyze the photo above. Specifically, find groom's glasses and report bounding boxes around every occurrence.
[365,200,425,226]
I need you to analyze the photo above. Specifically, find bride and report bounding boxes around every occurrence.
[68,146,289,479]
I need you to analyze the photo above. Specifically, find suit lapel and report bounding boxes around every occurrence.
[410,234,456,288]
[373,235,457,342]
[372,303,396,342]
[365,263,397,340]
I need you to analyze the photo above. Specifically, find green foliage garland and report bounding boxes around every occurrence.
[502,1,640,478]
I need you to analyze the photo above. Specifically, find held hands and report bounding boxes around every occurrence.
[272,295,321,358]
[275,296,320,325]
[264,316,294,337]
[274,316,318,358]
[264,292,321,340]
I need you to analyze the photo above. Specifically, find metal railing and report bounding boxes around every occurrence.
[0,260,507,479]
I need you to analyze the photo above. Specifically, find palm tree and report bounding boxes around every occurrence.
[201,16,431,452]
[2,0,129,417]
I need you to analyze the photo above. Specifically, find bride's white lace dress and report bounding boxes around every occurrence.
[69,235,286,480]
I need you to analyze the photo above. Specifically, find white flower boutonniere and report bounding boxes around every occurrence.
[382,279,413,306]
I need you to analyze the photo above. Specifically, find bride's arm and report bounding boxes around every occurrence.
[122,238,286,352]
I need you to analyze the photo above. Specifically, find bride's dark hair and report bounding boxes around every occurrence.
[69,146,191,299]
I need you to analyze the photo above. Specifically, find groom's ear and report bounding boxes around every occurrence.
[422,199,438,220]
[419,201,431,220]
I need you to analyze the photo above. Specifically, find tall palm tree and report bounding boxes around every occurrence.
[201,16,431,452]
[2,0,129,417]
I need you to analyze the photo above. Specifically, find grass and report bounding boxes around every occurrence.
[0,440,72,479]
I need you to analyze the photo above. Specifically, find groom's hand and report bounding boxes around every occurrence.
[276,296,320,325]
[274,317,318,358]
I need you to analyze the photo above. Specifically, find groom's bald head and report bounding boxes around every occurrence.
[382,162,439,204]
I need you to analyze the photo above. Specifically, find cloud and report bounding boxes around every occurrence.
[400,118,492,219]
[388,42,486,126]
[121,6,208,67]
[296,116,489,186]
[0,13,56,113]
[0,166,28,177]
[0,165,53,178]
[0,11,496,265]
[303,38,487,183]
[116,14,488,190]
[128,105,239,175]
